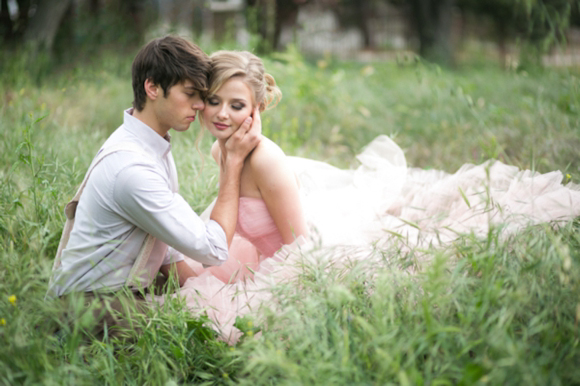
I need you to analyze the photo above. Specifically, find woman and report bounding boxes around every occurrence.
[167,50,580,343]
[163,50,407,342]
[184,50,408,284]
[183,50,311,283]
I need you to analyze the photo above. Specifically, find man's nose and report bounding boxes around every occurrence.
[193,96,204,110]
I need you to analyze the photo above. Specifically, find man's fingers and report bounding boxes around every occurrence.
[224,108,261,158]
[250,108,261,135]
[239,116,252,134]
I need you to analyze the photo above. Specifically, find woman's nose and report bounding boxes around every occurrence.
[217,106,228,119]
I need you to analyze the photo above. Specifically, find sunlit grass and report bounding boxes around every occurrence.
[1,46,579,384]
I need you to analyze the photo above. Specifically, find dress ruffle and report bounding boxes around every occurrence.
[151,135,580,343]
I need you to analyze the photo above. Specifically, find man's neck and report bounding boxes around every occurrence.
[132,107,169,138]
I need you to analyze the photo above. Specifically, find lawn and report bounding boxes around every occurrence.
[1,45,579,385]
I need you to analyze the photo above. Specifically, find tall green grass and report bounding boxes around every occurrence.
[1,46,579,384]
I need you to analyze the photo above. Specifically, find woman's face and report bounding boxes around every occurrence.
[203,77,254,141]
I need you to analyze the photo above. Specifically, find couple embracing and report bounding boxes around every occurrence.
[47,35,314,340]
[47,35,580,342]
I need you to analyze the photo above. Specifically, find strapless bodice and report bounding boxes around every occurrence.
[236,196,284,257]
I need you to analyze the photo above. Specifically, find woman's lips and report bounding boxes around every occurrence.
[213,122,229,130]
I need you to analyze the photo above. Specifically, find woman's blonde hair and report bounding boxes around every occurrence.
[195,51,281,172]
[207,50,282,112]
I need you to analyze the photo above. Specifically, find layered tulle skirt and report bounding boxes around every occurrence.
[151,136,580,342]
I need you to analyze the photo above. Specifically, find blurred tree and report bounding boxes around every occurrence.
[0,0,13,41]
[0,0,151,55]
[1,0,31,43]
[23,0,73,51]
[409,0,454,65]
[458,0,577,67]
[328,0,375,49]
[246,0,309,52]
[572,0,580,25]
[388,0,456,66]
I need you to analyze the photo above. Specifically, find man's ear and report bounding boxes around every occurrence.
[144,78,160,100]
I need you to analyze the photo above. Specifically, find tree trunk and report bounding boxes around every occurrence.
[410,0,454,66]
[497,20,508,69]
[264,0,276,51]
[23,0,73,51]
[15,0,31,36]
[353,0,372,49]
[274,0,301,50]
[0,0,13,42]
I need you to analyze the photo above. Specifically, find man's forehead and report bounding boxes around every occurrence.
[182,80,196,89]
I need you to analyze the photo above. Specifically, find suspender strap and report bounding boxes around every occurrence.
[50,142,157,289]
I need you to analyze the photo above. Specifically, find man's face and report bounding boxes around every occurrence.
[154,79,205,136]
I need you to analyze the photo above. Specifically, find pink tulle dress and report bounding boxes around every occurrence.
[151,135,580,343]
[185,196,286,283]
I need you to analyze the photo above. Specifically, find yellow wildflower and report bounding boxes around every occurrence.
[0,318,5,326]
[566,173,571,180]
[8,295,16,305]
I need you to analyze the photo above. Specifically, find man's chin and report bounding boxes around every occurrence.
[173,124,191,132]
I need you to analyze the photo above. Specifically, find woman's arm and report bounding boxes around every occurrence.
[251,139,309,244]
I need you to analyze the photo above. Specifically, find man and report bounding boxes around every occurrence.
[47,36,261,336]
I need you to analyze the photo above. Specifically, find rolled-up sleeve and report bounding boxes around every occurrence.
[114,163,229,266]
[162,246,185,265]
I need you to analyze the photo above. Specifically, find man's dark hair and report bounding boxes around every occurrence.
[131,36,211,111]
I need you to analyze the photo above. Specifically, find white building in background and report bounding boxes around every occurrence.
[151,0,249,46]
[149,0,410,57]
[278,2,409,58]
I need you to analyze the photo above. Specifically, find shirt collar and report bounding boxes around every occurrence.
[122,108,172,158]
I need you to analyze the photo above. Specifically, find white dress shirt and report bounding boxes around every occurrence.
[47,109,228,297]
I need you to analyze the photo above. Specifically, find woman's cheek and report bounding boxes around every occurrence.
[235,113,252,131]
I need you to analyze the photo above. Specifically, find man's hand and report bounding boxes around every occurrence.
[223,107,262,166]
[210,107,262,246]
[160,261,197,287]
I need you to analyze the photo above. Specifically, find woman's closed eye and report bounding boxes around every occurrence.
[232,103,245,111]
[207,97,220,106]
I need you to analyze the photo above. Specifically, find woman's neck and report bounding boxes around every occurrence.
[217,138,229,161]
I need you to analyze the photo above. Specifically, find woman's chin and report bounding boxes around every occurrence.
[212,130,234,141]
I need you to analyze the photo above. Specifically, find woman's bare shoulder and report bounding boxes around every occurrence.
[248,137,287,171]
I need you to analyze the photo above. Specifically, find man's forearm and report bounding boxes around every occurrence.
[209,159,244,246]
[160,260,197,287]
[210,110,262,246]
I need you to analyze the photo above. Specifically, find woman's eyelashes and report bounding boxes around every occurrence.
[207,97,245,111]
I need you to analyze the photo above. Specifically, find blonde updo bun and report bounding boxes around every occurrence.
[208,50,282,112]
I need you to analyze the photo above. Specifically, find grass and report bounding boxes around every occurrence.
[1,44,579,384]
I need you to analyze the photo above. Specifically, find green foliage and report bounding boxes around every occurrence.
[1,46,579,384]
[459,0,577,65]
[229,220,580,385]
